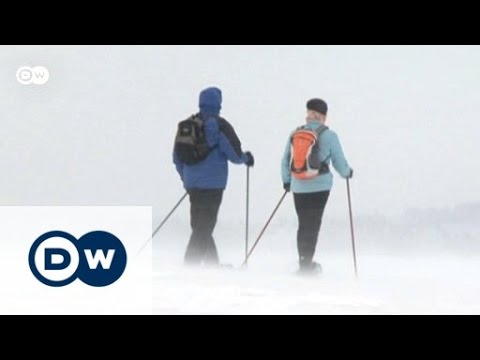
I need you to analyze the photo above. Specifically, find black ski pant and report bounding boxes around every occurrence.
[293,191,330,266]
[184,189,224,265]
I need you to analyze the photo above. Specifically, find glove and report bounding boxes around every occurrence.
[245,152,255,167]
[348,169,354,179]
[283,183,291,192]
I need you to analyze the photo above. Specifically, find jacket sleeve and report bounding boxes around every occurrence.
[217,119,248,164]
[329,132,352,178]
[281,135,292,184]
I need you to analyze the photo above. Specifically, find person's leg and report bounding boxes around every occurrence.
[184,190,205,265]
[184,189,223,266]
[201,190,223,265]
[294,192,330,270]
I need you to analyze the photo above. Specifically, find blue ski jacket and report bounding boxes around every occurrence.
[174,87,249,190]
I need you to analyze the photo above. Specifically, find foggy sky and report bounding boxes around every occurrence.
[1,45,479,223]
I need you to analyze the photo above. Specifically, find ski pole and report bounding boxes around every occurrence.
[347,179,358,278]
[242,191,288,267]
[136,192,188,257]
[245,166,250,267]
[152,192,188,239]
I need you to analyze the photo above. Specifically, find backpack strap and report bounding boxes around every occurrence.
[315,125,329,137]
[291,125,328,145]
[314,125,330,174]
[191,113,202,124]
[295,124,329,136]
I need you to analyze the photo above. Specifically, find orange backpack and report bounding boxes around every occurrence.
[290,125,329,180]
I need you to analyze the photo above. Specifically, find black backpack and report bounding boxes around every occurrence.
[174,114,210,165]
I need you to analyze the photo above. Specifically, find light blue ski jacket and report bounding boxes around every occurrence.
[281,121,352,193]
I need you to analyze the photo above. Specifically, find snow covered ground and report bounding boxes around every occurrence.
[153,251,480,315]
[153,216,480,315]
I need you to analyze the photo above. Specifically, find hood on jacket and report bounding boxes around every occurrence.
[199,87,222,117]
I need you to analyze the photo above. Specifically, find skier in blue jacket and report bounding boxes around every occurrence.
[281,99,353,274]
[174,87,254,266]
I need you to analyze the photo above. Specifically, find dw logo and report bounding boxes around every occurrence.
[29,231,127,287]
[16,66,49,85]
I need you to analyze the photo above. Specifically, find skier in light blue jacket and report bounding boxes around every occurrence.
[281,99,353,274]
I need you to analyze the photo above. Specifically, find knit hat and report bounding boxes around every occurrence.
[306,98,328,115]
